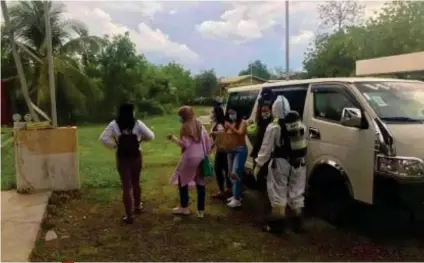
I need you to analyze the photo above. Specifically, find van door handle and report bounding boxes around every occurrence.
[309,127,321,139]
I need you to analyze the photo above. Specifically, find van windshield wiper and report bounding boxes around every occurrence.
[381,117,424,123]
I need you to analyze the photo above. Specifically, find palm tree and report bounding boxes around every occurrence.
[6,1,103,124]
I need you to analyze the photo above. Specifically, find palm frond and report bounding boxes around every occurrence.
[60,35,104,55]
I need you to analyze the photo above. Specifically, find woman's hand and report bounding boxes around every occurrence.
[224,121,232,129]
[167,134,173,140]
[230,173,237,181]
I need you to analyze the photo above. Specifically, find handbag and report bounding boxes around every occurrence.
[215,132,238,152]
[200,128,214,177]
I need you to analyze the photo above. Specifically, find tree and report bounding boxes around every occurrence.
[1,1,205,123]
[303,1,424,78]
[194,70,218,98]
[272,67,309,80]
[303,29,360,77]
[1,2,38,120]
[317,0,365,31]
[364,1,424,58]
[95,32,147,117]
[160,62,195,104]
[239,60,272,80]
[6,1,102,124]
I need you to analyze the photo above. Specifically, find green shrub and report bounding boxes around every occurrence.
[136,100,173,117]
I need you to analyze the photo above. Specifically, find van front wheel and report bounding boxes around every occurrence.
[306,167,353,226]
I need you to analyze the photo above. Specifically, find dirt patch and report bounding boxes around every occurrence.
[31,177,424,262]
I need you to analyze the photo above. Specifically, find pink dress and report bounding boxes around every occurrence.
[170,127,211,187]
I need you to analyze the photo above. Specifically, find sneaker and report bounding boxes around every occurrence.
[172,206,190,215]
[197,211,205,218]
[227,196,243,202]
[227,198,242,208]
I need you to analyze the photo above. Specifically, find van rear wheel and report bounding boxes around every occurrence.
[306,167,353,226]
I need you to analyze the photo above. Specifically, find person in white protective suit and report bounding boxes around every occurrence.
[254,95,308,234]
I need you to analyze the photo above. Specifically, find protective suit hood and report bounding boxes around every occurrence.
[272,95,291,119]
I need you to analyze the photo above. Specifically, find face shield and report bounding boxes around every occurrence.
[272,95,291,119]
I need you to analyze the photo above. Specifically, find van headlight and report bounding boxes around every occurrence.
[377,156,424,178]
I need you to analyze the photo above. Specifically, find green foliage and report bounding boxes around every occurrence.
[194,69,218,98]
[239,60,272,80]
[303,1,424,78]
[1,1,219,124]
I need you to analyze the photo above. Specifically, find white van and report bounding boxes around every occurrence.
[224,77,424,222]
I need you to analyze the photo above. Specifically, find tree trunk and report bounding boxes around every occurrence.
[1,1,39,121]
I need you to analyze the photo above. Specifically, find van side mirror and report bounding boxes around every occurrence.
[340,107,362,128]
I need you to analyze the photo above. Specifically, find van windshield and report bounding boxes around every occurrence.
[356,81,424,124]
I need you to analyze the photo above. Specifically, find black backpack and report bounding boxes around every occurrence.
[116,125,140,158]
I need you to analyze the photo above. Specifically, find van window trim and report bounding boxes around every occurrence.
[270,85,309,93]
[311,83,369,128]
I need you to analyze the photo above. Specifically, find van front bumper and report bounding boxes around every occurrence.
[374,173,424,213]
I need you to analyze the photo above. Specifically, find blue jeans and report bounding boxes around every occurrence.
[227,146,248,199]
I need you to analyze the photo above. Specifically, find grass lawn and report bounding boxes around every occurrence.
[2,106,424,261]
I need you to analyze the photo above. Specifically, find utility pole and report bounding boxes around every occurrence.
[44,1,57,127]
[285,0,290,81]
[250,61,253,84]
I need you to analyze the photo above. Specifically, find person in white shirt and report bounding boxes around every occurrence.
[99,103,155,224]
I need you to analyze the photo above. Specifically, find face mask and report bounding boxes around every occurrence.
[262,113,271,119]
[229,113,236,121]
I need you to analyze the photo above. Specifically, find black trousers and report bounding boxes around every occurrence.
[179,181,206,211]
[214,151,231,191]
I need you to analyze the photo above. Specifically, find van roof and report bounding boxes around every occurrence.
[227,77,423,93]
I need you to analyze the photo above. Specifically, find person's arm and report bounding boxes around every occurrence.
[170,135,191,149]
[99,121,117,149]
[210,124,224,135]
[226,120,247,135]
[137,120,155,141]
[202,126,212,155]
[255,125,277,167]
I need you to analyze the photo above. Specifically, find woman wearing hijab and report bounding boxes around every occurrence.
[225,107,248,208]
[254,95,308,234]
[168,106,211,218]
[99,103,155,224]
[210,104,232,199]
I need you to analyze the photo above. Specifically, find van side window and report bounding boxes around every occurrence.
[226,91,259,119]
[272,85,308,118]
[314,90,355,122]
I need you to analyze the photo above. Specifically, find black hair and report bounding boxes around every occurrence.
[213,105,225,125]
[116,103,136,131]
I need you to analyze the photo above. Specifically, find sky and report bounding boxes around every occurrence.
[2,0,387,77]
